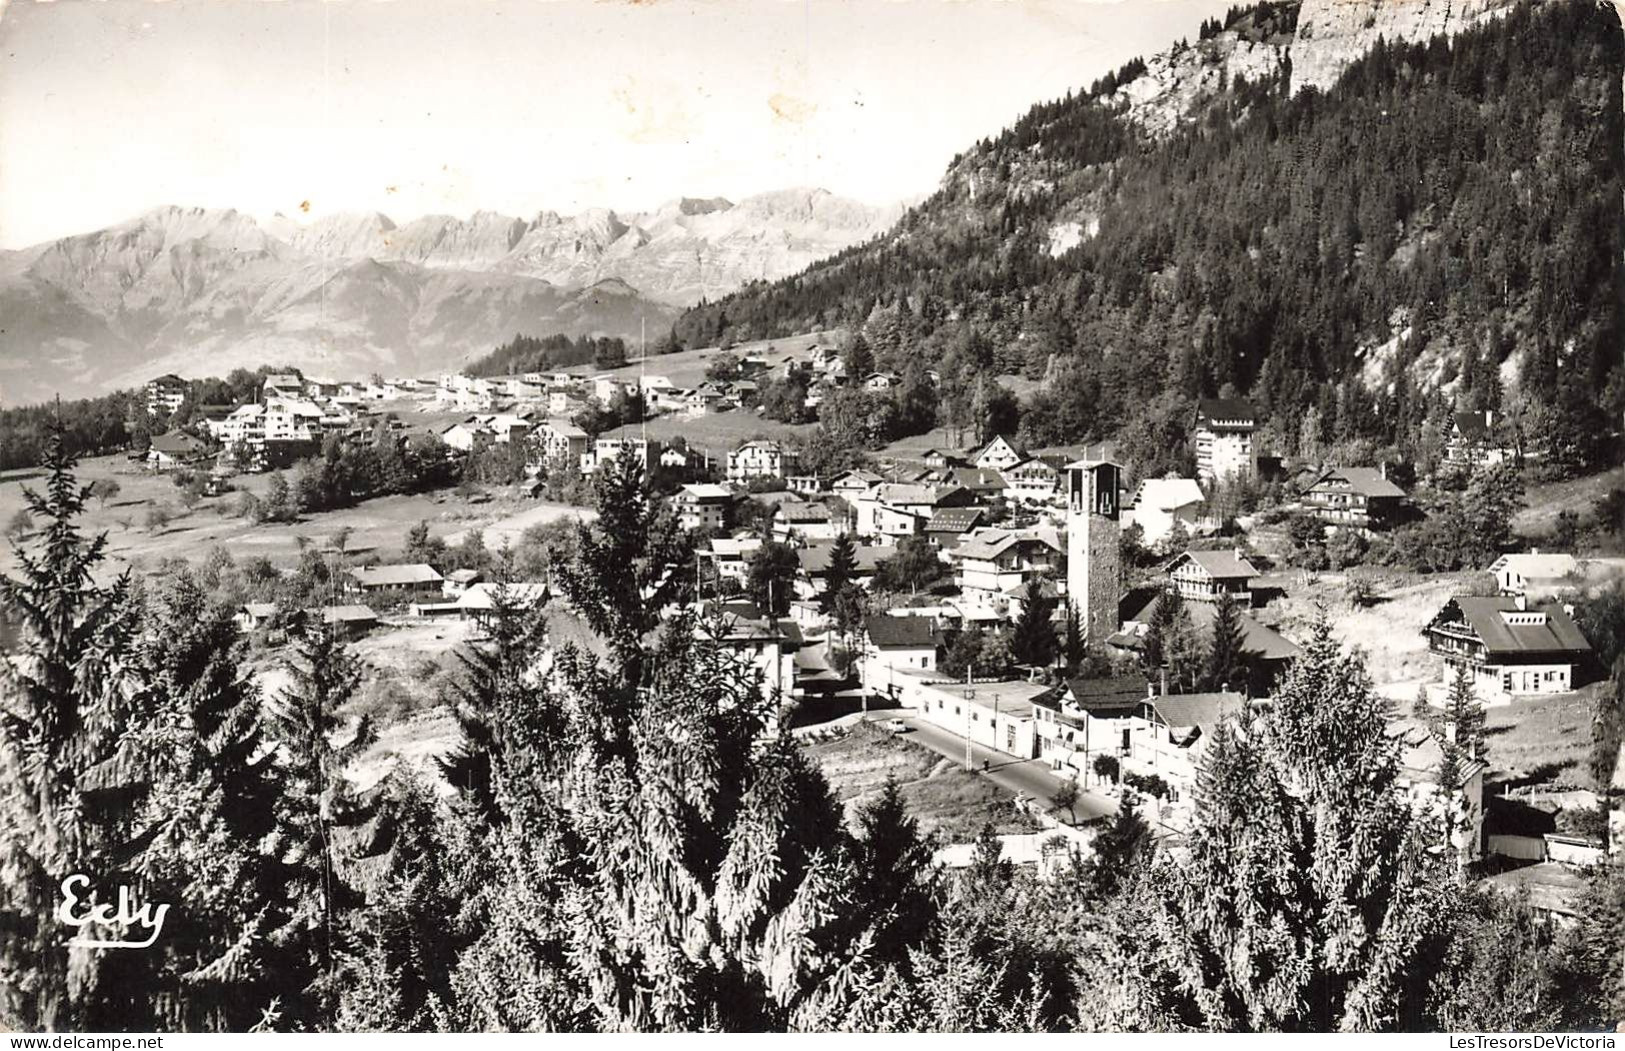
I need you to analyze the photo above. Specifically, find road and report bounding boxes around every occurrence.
[889,711,1118,825]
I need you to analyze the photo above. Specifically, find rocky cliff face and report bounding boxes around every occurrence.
[1291,0,1513,92]
[1,189,896,401]
[1102,0,1517,135]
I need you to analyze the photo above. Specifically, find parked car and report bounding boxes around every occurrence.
[884,718,909,735]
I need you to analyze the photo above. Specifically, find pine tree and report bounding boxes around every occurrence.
[1083,790,1152,901]
[1121,617,1460,1031]
[850,777,938,966]
[402,520,447,570]
[1061,601,1085,671]
[264,612,377,1027]
[0,419,142,1030]
[113,570,289,1031]
[821,531,858,616]
[1203,589,1248,692]
[439,573,552,824]
[1011,578,1059,669]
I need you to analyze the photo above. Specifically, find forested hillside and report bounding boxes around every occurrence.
[674,0,1623,476]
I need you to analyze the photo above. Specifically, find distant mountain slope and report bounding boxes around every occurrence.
[0,188,896,403]
[674,0,1623,477]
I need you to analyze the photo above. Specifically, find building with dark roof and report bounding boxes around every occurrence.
[860,613,942,698]
[925,507,986,549]
[1303,466,1407,532]
[1165,549,1258,604]
[1424,596,1594,698]
[1444,409,1510,471]
[1194,399,1258,483]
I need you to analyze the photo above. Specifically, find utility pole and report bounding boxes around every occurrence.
[963,665,973,772]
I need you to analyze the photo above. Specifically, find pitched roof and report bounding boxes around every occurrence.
[1168,549,1258,579]
[1197,398,1256,422]
[926,507,985,533]
[1452,411,1492,440]
[150,431,207,454]
[796,543,888,576]
[831,468,884,487]
[456,582,550,611]
[775,500,832,523]
[945,467,1007,491]
[865,613,940,649]
[1432,597,1593,657]
[1134,477,1206,512]
[1307,466,1406,498]
[678,483,734,502]
[1145,691,1246,736]
[1486,553,1580,580]
[347,563,443,587]
[1066,673,1153,711]
[1120,593,1301,662]
[954,528,1064,562]
[321,604,378,623]
[707,537,763,558]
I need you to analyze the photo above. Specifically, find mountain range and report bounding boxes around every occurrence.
[0,189,899,403]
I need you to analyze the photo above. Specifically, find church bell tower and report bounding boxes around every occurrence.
[1066,452,1123,648]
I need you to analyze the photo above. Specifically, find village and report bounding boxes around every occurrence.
[88,330,1620,919]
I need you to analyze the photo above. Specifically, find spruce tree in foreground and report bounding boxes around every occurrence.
[1011,578,1058,670]
[264,612,377,1027]
[1111,618,1458,1031]
[0,421,141,1030]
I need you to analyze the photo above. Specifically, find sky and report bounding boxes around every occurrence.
[0,0,1231,249]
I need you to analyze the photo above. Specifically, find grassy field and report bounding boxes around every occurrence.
[571,331,838,389]
[1481,687,1603,787]
[1262,569,1474,686]
[803,721,1038,840]
[0,453,590,579]
[1514,464,1625,539]
[601,412,818,454]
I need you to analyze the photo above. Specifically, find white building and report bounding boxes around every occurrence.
[1126,477,1207,547]
[1194,399,1257,482]
[726,440,799,483]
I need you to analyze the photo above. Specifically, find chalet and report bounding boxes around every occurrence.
[147,431,210,471]
[345,563,445,600]
[860,614,942,698]
[704,537,763,585]
[1120,691,1249,801]
[587,436,658,475]
[1486,552,1580,597]
[439,419,484,452]
[537,419,589,465]
[920,448,964,470]
[456,582,550,629]
[944,467,1008,502]
[1165,549,1257,604]
[863,372,901,392]
[1032,673,1154,785]
[830,469,884,499]
[262,373,304,399]
[1194,399,1257,482]
[1444,410,1509,471]
[1388,718,1487,861]
[320,604,380,640]
[1003,459,1062,504]
[1423,596,1593,699]
[952,528,1066,608]
[925,507,985,549]
[146,374,188,415]
[971,435,1027,472]
[262,397,323,444]
[235,603,277,633]
[785,474,828,495]
[674,483,735,533]
[1126,478,1206,547]
[688,384,729,416]
[793,542,888,601]
[1303,466,1406,532]
[772,500,844,542]
[441,568,483,598]
[726,440,799,483]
